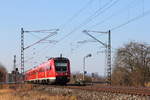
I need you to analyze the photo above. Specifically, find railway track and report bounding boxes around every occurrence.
[66,86,150,96]
[1,83,150,96]
[29,83,150,96]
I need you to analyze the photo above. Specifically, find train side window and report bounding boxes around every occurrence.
[42,68,45,72]
[39,68,43,72]
[46,65,51,71]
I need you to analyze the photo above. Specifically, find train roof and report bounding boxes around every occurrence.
[25,57,69,73]
[48,57,69,61]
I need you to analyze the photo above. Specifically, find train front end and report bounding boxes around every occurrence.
[54,57,71,84]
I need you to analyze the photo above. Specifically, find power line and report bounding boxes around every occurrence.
[20,28,59,75]
[110,9,150,31]
[24,32,57,50]
[83,30,112,85]
[90,0,139,28]
[16,57,34,67]
[24,29,59,33]
[34,0,93,58]
[80,0,120,27]
[22,0,95,68]
[28,32,41,39]
[59,0,94,29]
[58,0,115,42]
[57,0,119,42]
[23,32,59,69]
[26,39,58,66]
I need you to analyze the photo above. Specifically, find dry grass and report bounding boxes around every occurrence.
[0,84,77,100]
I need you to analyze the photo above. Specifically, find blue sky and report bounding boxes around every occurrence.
[0,0,150,76]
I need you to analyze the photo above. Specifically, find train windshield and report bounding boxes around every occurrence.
[55,60,68,72]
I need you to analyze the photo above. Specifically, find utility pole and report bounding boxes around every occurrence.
[83,54,92,81]
[13,55,18,83]
[21,28,24,75]
[83,30,111,85]
[14,55,16,71]
[83,57,85,81]
[13,55,17,83]
[20,28,59,81]
[107,30,111,85]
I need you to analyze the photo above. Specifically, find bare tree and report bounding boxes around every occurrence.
[0,63,7,82]
[112,42,150,86]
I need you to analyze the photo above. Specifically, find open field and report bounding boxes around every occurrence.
[0,84,150,100]
[0,84,77,100]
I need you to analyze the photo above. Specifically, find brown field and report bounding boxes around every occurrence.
[0,84,77,100]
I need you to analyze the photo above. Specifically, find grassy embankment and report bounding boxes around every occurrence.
[0,84,77,100]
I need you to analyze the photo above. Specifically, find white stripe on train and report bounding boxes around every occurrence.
[26,77,56,81]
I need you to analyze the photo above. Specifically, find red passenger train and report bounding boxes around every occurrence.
[25,57,71,84]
